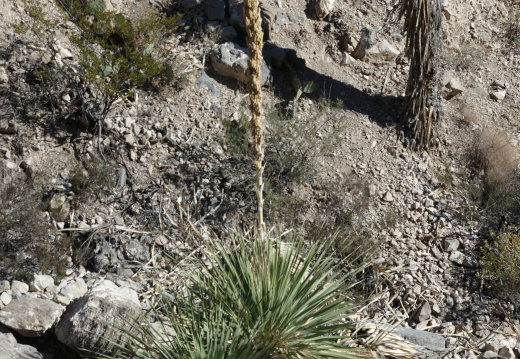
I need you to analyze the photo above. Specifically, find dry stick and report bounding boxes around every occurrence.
[244,0,266,238]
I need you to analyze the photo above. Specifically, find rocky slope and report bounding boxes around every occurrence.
[1,0,520,357]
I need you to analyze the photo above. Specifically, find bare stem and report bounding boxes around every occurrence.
[243,0,265,238]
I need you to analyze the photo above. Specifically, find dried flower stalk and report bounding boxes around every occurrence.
[244,0,266,238]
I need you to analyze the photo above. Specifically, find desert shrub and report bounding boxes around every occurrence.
[443,42,488,71]
[461,127,520,226]
[13,0,180,130]
[480,226,520,299]
[265,99,347,187]
[0,166,70,280]
[69,156,113,201]
[504,0,520,51]
[475,128,518,184]
[99,232,365,358]
[221,114,252,156]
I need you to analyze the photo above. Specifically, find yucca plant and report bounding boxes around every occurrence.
[99,232,364,358]
[399,0,443,150]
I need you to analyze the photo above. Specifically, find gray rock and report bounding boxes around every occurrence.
[393,326,446,351]
[490,90,506,101]
[364,40,400,64]
[0,292,12,306]
[54,295,71,306]
[443,239,459,252]
[449,251,464,265]
[205,0,225,20]
[382,191,394,202]
[0,324,43,359]
[29,274,54,293]
[351,27,376,60]
[60,278,88,301]
[415,302,431,322]
[180,0,198,9]
[195,70,220,96]
[10,281,28,295]
[210,42,271,86]
[55,285,141,356]
[479,351,498,358]
[275,12,306,26]
[219,26,238,43]
[0,298,64,338]
[443,76,465,100]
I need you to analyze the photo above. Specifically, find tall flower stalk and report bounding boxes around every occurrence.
[244,0,266,237]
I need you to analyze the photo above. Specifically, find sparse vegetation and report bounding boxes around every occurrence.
[69,156,113,201]
[0,166,69,280]
[13,0,180,134]
[480,226,520,299]
[504,0,520,51]
[265,99,347,188]
[221,114,252,156]
[452,128,520,227]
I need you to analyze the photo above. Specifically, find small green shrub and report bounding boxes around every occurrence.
[480,226,520,299]
[13,0,180,128]
[221,114,252,156]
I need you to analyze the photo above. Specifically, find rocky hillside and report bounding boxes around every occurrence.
[1,0,520,357]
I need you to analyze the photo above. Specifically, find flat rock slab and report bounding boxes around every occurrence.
[393,327,446,351]
[0,325,43,359]
[0,298,64,338]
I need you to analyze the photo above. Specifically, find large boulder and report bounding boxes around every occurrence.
[55,280,141,357]
[210,42,271,86]
[0,325,42,359]
[0,298,64,338]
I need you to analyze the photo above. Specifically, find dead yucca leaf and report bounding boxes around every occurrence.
[476,127,518,184]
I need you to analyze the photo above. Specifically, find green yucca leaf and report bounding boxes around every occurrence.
[99,231,365,358]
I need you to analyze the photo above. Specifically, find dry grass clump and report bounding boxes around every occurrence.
[459,101,480,124]
[474,127,518,185]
